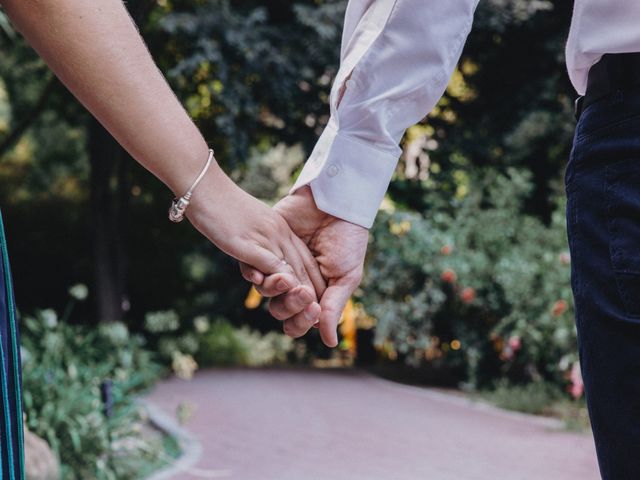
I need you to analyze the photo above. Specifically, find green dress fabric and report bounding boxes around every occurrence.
[0,211,25,479]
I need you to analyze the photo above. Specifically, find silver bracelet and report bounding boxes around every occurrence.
[168,148,215,223]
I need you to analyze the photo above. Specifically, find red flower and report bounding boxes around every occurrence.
[508,335,521,352]
[460,287,476,304]
[569,362,584,399]
[552,299,568,316]
[441,269,457,284]
[440,245,453,256]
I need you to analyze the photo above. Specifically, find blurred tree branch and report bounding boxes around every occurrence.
[0,75,57,157]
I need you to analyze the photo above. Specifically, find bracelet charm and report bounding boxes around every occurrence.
[168,194,191,223]
[168,148,214,223]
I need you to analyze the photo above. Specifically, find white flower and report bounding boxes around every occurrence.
[171,352,198,380]
[99,321,130,346]
[145,310,180,333]
[41,309,58,328]
[68,283,89,301]
[193,315,210,334]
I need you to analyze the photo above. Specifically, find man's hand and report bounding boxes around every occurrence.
[240,186,369,347]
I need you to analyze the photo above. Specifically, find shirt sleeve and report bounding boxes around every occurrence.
[290,0,480,228]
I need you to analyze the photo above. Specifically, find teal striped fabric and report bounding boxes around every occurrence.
[0,211,25,479]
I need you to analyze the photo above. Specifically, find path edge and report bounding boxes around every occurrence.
[358,369,567,430]
[141,399,203,480]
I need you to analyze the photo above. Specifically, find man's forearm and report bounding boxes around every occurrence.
[2,0,211,195]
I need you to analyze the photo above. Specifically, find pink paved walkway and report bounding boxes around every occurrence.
[146,368,600,480]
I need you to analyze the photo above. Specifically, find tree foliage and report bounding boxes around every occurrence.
[1,1,582,393]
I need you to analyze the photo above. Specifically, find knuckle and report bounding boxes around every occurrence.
[285,293,306,312]
[268,302,288,321]
[282,321,298,337]
[259,288,277,299]
[266,255,283,272]
[257,281,276,298]
[295,263,309,281]
[283,263,296,276]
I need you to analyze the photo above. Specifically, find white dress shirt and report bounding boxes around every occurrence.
[290,0,640,229]
[566,0,640,95]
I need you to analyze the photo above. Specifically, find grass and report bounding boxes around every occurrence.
[477,381,591,432]
[366,363,592,432]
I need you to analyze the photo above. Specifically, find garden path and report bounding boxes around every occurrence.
[145,368,599,480]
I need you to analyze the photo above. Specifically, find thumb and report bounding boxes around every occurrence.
[318,281,353,348]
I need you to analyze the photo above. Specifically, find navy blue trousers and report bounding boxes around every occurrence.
[566,86,640,479]
[0,211,24,480]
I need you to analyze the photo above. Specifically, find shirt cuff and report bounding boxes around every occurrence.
[289,123,400,229]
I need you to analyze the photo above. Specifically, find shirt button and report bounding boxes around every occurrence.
[326,163,340,177]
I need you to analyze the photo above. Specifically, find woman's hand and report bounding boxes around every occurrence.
[187,164,326,331]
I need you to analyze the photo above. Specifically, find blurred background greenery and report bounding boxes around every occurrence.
[0,0,585,478]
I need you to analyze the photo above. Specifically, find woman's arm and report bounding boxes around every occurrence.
[1,0,325,328]
[2,0,205,195]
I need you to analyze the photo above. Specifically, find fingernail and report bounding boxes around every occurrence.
[299,289,314,304]
[252,273,261,284]
[276,279,289,292]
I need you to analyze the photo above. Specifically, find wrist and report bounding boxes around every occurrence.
[185,162,232,222]
[166,145,220,198]
[169,147,230,223]
[290,186,331,224]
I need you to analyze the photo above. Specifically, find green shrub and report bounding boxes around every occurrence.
[363,168,578,394]
[195,318,248,366]
[142,310,297,376]
[196,318,294,367]
[21,307,165,479]
[477,381,590,430]
[479,381,563,415]
[234,326,295,366]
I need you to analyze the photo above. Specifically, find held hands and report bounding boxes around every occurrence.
[233,87,367,346]
[240,186,369,347]
[185,164,326,328]
[185,161,368,348]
